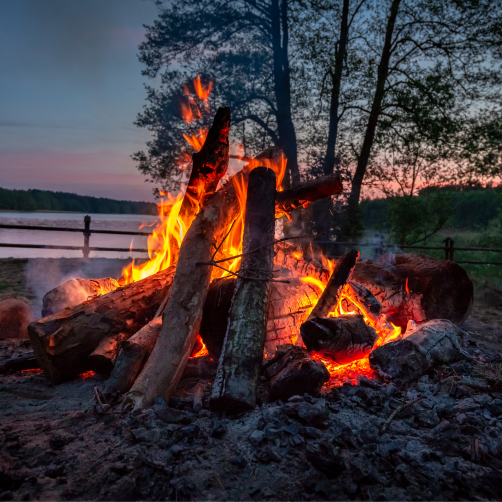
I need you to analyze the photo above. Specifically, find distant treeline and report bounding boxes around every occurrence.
[0,187,158,215]
[361,185,502,230]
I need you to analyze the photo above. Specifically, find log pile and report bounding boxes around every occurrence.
[26,105,476,413]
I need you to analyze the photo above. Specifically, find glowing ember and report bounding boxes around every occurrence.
[190,334,209,358]
[300,268,403,385]
[21,368,43,374]
[79,370,96,379]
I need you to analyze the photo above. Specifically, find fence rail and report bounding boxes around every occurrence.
[1,215,501,264]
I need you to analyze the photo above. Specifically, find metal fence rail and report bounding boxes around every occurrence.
[1,215,502,264]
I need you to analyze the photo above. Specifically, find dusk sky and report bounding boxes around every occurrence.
[0,0,161,202]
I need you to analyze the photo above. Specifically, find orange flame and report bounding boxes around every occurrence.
[122,192,186,284]
[183,128,208,152]
[193,75,213,104]
[191,334,209,358]
[300,266,403,383]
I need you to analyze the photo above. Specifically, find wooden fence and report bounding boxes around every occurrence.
[1,215,502,264]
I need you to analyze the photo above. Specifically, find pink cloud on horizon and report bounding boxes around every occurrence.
[0,149,156,202]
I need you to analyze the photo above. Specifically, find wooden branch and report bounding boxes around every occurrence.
[28,266,176,384]
[180,107,230,222]
[211,166,277,413]
[275,173,343,217]
[307,249,359,320]
[103,317,162,396]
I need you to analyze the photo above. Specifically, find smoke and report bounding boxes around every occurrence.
[25,258,129,318]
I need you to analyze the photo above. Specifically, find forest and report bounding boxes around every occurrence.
[0,187,157,215]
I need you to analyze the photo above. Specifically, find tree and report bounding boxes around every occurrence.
[134,0,302,192]
[339,0,502,237]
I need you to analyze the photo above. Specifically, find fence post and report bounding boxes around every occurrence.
[443,237,454,261]
[83,215,91,259]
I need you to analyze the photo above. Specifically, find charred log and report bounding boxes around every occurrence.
[264,345,330,400]
[200,276,321,360]
[103,318,162,396]
[369,319,463,384]
[352,254,473,329]
[344,281,382,322]
[275,173,343,217]
[28,267,175,384]
[42,277,119,317]
[307,249,359,320]
[211,167,277,413]
[180,107,230,222]
[301,315,378,364]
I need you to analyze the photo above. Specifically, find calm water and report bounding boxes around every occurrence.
[0,212,159,259]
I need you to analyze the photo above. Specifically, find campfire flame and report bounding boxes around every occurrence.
[300,273,402,384]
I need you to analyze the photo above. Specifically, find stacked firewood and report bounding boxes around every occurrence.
[27,107,474,411]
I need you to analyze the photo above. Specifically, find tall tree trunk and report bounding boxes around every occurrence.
[315,0,351,239]
[345,0,401,232]
[271,0,299,188]
[322,0,350,177]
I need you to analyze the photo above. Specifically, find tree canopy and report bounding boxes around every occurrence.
[133,0,502,237]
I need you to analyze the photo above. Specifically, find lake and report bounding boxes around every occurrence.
[0,211,159,259]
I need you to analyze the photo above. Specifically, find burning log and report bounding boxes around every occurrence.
[264,345,330,400]
[351,254,473,329]
[301,315,378,364]
[275,173,343,218]
[200,276,321,359]
[344,281,382,323]
[28,267,176,383]
[211,167,277,412]
[369,319,463,384]
[87,332,130,374]
[103,318,162,395]
[42,277,119,317]
[179,107,230,222]
[123,148,344,410]
[307,249,359,320]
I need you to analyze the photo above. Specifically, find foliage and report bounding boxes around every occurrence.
[0,187,157,215]
[386,191,454,245]
[361,186,502,231]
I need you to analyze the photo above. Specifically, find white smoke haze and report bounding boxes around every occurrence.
[25,258,130,319]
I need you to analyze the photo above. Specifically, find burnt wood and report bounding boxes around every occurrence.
[301,315,378,364]
[344,281,382,322]
[211,167,277,413]
[0,351,38,374]
[307,249,359,320]
[103,318,162,395]
[351,254,473,329]
[264,345,330,399]
[180,107,231,222]
[28,266,176,384]
[275,173,343,217]
[369,319,462,384]
[42,277,119,317]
